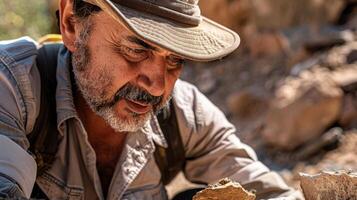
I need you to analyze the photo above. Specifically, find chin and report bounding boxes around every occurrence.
[101,106,153,133]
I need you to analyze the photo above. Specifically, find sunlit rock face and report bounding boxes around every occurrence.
[300,171,357,200]
[199,0,346,32]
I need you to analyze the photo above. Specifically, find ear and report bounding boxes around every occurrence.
[59,0,77,52]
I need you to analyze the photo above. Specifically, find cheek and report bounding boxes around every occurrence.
[89,53,135,92]
[164,67,183,98]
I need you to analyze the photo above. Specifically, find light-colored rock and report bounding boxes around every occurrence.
[193,178,256,200]
[323,42,357,68]
[199,0,346,31]
[199,0,251,31]
[331,65,357,88]
[300,171,357,200]
[261,69,343,150]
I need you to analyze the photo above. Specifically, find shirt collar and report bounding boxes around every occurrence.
[143,113,168,148]
[55,45,77,129]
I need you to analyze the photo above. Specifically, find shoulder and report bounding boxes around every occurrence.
[0,37,39,81]
[173,79,224,126]
[172,79,227,136]
[0,37,41,135]
[0,36,38,53]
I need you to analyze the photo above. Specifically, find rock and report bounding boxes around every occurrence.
[330,65,357,91]
[286,27,356,68]
[346,49,357,64]
[338,94,357,129]
[303,30,355,53]
[285,132,357,189]
[290,55,322,76]
[291,42,357,91]
[295,127,343,160]
[250,0,345,29]
[199,0,346,32]
[199,0,251,31]
[226,88,269,121]
[300,171,357,200]
[246,29,290,58]
[193,178,256,200]
[323,42,357,69]
[261,69,343,150]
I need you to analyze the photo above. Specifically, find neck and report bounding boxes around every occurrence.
[73,89,127,152]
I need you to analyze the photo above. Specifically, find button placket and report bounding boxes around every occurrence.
[109,130,155,200]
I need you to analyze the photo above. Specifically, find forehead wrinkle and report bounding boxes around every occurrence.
[103,29,126,49]
[126,36,159,51]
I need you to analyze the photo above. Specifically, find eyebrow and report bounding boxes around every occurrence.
[126,36,159,51]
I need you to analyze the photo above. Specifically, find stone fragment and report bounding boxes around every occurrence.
[261,69,343,150]
[300,171,357,200]
[193,178,255,200]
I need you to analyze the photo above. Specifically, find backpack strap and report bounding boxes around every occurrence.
[155,101,186,185]
[27,43,61,176]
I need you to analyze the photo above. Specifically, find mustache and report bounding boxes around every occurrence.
[93,83,163,112]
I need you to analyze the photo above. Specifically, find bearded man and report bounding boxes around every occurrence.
[0,0,303,199]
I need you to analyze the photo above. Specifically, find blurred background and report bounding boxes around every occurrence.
[1,0,356,197]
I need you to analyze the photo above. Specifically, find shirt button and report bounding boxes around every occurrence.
[136,156,145,164]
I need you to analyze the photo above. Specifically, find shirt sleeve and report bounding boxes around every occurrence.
[0,37,40,198]
[173,80,304,199]
[0,172,27,198]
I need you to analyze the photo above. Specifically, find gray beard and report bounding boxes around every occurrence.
[71,22,169,133]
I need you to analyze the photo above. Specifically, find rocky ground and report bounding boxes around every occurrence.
[168,0,357,199]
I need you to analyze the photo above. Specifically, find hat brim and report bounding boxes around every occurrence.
[93,0,240,62]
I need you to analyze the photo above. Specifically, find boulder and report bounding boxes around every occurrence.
[338,94,357,129]
[199,0,346,31]
[261,69,343,150]
[193,178,255,200]
[300,171,357,200]
[226,88,269,121]
[199,0,251,31]
[246,29,290,58]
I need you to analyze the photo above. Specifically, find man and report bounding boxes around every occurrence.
[0,0,303,199]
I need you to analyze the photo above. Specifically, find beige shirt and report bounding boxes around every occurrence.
[0,37,303,199]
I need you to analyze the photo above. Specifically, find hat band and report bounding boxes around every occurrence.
[111,0,202,26]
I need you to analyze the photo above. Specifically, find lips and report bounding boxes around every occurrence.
[125,99,151,114]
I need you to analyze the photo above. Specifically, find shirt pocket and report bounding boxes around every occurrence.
[122,183,168,200]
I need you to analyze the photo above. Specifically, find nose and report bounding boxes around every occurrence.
[136,56,166,97]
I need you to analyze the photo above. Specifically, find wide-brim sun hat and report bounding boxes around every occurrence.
[83,0,240,62]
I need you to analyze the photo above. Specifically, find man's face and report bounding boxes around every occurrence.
[71,12,184,133]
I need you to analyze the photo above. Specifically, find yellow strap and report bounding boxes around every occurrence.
[37,34,63,45]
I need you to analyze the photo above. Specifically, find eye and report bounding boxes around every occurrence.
[118,45,149,62]
[166,55,185,70]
